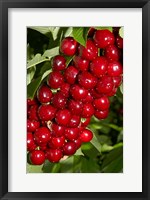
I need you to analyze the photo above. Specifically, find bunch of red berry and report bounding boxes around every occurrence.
[27,27,123,165]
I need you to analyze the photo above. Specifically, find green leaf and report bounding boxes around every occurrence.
[73,27,89,46]
[74,148,84,156]
[119,27,124,38]
[42,47,59,58]
[81,142,100,158]
[95,27,113,32]
[28,26,61,40]
[81,157,100,173]
[27,47,59,69]
[42,160,60,173]
[27,162,43,173]
[27,76,42,99]
[120,83,123,94]
[27,66,36,85]
[27,54,49,69]
[60,156,74,173]
[90,132,101,153]
[64,27,73,37]
[101,146,123,173]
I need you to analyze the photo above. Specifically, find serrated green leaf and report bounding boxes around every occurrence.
[95,27,113,32]
[27,66,36,85]
[27,54,49,69]
[27,47,59,69]
[119,27,124,38]
[42,46,59,58]
[73,27,89,46]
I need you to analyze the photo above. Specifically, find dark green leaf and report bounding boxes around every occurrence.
[81,157,100,173]
[81,142,99,158]
[42,160,60,173]
[101,146,123,173]
[27,76,42,99]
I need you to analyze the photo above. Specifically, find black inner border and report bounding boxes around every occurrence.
[0,0,150,199]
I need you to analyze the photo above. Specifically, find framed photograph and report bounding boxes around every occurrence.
[0,0,150,199]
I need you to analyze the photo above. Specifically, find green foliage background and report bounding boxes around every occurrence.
[27,27,123,173]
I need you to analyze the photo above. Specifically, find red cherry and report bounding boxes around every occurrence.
[65,128,79,141]
[96,76,114,94]
[27,98,37,106]
[105,44,121,62]
[48,136,65,149]
[52,92,67,109]
[68,100,83,115]
[112,76,122,87]
[93,96,110,111]
[81,92,94,103]
[94,109,109,120]
[64,65,79,84]
[37,84,53,104]
[60,83,70,98]
[39,144,48,151]
[70,84,88,101]
[90,88,102,99]
[29,150,45,165]
[80,117,91,128]
[90,56,108,77]
[63,141,76,155]
[55,109,71,126]
[107,61,123,76]
[52,55,66,71]
[27,132,36,151]
[28,104,39,121]
[116,35,123,49]
[47,149,63,163]
[47,71,64,89]
[60,37,77,56]
[79,39,98,61]
[78,72,97,89]
[69,115,81,128]
[38,104,56,121]
[113,27,120,36]
[27,119,40,132]
[80,129,93,142]
[73,138,82,149]
[94,29,115,48]
[34,127,51,145]
[51,123,65,137]
[73,55,89,71]
[88,27,96,37]
[82,103,95,118]
[107,87,118,97]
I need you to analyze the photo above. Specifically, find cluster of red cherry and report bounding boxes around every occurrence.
[27,27,123,165]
